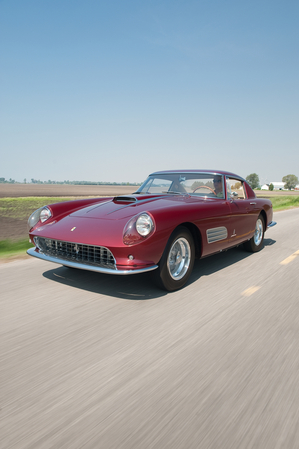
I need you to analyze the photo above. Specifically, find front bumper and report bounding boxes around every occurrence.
[27,248,158,275]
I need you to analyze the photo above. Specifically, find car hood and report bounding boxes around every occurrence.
[69,194,197,220]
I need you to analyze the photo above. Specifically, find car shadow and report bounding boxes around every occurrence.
[42,238,276,300]
[42,267,166,300]
[188,237,276,284]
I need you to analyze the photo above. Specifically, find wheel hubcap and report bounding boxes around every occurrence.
[167,237,191,280]
[254,218,263,246]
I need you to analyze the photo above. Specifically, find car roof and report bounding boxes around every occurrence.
[150,170,246,181]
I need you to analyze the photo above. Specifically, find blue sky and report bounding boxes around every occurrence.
[1,0,298,184]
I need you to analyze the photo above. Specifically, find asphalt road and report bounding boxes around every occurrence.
[1,208,299,449]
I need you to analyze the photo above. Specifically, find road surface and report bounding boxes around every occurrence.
[1,208,299,449]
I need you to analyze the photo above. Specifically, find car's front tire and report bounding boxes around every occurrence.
[154,227,195,291]
[244,214,265,252]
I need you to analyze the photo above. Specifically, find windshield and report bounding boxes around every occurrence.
[136,173,225,198]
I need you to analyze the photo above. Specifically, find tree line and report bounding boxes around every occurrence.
[1,174,298,190]
[0,178,140,186]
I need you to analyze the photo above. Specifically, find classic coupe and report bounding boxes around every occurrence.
[27,170,276,291]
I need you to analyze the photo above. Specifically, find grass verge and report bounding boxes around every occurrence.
[269,196,299,211]
[0,239,34,259]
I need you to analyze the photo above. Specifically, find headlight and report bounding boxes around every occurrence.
[28,206,52,231]
[123,212,155,245]
[136,214,154,236]
[40,206,52,223]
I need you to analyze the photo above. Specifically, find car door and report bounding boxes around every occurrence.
[226,177,257,246]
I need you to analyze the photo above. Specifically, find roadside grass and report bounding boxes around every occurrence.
[270,195,299,211]
[0,239,34,258]
[0,195,299,259]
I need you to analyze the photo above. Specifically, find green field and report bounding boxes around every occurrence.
[0,239,34,258]
[1,195,298,259]
[267,195,299,211]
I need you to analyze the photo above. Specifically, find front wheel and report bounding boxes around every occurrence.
[154,227,195,291]
[244,215,265,252]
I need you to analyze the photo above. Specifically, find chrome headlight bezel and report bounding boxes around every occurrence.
[136,213,154,236]
[123,212,155,245]
[28,206,52,231]
[40,206,52,223]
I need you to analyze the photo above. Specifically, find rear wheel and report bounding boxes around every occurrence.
[154,227,195,291]
[244,215,265,252]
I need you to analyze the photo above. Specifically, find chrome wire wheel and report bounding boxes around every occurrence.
[167,237,191,280]
[254,218,264,246]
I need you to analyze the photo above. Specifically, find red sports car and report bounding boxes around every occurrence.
[27,170,276,291]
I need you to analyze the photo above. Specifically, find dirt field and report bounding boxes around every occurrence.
[0,184,138,198]
[0,184,139,241]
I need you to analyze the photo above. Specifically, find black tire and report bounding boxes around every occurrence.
[243,214,265,252]
[154,227,195,291]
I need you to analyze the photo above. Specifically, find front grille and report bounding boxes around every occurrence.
[34,237,116,269]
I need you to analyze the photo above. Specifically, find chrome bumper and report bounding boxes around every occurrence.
[267,221,277,229]
[27,248,158,275]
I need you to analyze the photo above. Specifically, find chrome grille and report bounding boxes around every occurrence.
[34,237,116,269]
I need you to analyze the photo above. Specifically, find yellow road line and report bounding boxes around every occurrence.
[242,286,261,297]
[280,250,299,265]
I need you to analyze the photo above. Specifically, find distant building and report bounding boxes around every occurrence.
[261,182,299,191]
[261,182,286,190]
[271,182,286,190]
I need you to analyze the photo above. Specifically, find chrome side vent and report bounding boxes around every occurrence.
[206,227,228,244]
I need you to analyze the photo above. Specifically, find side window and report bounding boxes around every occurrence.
[227,178,246,200]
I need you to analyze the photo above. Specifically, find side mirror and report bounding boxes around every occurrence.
[230,192,238,200]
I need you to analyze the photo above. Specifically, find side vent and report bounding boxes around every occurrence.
[206,227,228,243]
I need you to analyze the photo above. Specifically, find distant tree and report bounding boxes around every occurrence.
[282,174,299,190]
[24,178,26,183]
[269,183,274,191]
[231,182,242,190]
[0,177,5,183]
[246,173,260,189]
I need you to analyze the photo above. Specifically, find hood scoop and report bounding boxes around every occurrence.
[113,196,138,204]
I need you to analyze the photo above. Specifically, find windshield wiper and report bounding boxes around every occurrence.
[162,191,185,195]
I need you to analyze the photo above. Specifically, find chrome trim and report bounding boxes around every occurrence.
[267,221,277,228]
[207,226,228,243]
[27,248,158,275]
